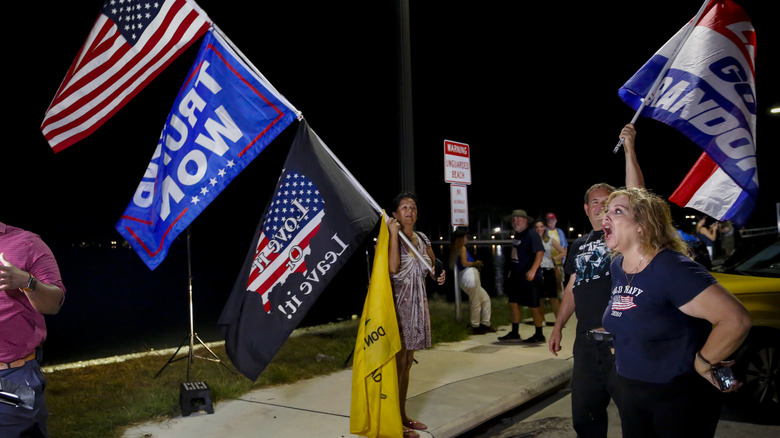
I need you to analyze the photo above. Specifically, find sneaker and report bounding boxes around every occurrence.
[498,332,521,341]
[522,333,547,344]
[479,324,497,333]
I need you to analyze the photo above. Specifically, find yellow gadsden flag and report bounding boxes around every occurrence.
[350,212,403,438]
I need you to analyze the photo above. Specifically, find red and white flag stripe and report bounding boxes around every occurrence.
[41,0,210,152]
[669,152,743,221]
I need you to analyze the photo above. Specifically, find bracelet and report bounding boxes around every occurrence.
[696,350,712,365]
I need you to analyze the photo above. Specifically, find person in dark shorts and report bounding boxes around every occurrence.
[499,209,545,343]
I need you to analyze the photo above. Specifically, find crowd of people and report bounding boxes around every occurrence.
[1,122,751,438]
[384,124,751,438]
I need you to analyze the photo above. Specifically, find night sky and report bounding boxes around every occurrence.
[7,0,779,247]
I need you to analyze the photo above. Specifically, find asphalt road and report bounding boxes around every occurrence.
[460,384,780,438]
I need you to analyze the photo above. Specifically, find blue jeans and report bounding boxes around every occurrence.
[0,361,48,437]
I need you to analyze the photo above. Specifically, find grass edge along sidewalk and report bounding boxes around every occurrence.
[43,296,519,438]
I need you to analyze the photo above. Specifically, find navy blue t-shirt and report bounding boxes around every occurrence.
[510,227,544,280]
[602,249,717,383]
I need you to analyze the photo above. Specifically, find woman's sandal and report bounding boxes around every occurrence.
[403,420,428,431]
[403,428,420,438]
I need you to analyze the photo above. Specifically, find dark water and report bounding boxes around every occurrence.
[42,238,512,365]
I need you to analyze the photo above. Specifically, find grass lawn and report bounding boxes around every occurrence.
[44,295,524,437]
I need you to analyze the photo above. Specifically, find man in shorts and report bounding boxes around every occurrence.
[499,209,545,343]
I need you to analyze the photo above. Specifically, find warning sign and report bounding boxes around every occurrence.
[444,140,471,185]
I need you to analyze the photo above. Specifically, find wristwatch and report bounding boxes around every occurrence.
[20,274,37,293]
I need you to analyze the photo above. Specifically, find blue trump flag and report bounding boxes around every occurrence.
[116,28,298,269]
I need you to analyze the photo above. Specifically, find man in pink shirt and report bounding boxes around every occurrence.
[0,221,65,437]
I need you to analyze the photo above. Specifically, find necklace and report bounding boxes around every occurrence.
[624,255,645,288]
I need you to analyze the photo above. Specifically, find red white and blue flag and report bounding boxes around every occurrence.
[618,0,757,225]
[41,0,211,152]
[116,28,297,270]
[611,295,638,312]
[219,120,379,381]
[247,171,326,314]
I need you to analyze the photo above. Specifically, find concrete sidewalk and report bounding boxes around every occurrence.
[122,316,575,438]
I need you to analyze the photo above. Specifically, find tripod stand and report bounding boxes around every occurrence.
[155,228,235,380]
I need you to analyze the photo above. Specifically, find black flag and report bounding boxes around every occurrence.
[218,119,379,380]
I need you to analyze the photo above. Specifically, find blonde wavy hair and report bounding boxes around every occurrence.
[604,187,690,257]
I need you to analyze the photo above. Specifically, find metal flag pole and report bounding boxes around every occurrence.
[155,227,235,379]
[613,0,712,153]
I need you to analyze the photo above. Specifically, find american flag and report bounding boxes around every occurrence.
[41,0,211,152]
[247,171,325,312]
[611,295,637,311]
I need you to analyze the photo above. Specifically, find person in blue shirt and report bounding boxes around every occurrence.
[499,209,545,343]
[601,187,751,437]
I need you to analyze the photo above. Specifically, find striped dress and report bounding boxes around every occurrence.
[391,232,432,351]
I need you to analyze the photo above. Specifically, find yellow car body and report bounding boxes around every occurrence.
[711,237,779,420]
[711,272,780,330]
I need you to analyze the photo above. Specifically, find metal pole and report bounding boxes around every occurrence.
[186,228,195,381]
[396,0,415,192]
[452,225,461,322]
[454,265,461,322]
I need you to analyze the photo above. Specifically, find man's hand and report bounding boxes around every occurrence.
[548,328,563,356]
[0,253,27,291]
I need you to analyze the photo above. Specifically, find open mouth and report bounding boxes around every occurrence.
[604,225,613,241]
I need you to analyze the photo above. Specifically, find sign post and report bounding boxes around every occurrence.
[444,140,471,322]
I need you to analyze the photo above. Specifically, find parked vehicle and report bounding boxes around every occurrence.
[711,237,780,422]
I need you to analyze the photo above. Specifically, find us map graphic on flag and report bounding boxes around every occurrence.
[219,120,379,381]
[247,171,326,315]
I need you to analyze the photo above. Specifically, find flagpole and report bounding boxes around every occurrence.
[211,25,303,120]
[613,0,712,153]
[310,126,434,272]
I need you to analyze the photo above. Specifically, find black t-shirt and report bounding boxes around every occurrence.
[563,230,612,333]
